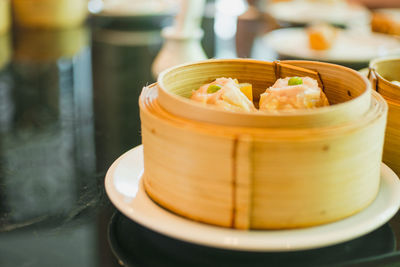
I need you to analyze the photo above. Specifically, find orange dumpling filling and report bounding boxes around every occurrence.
[259,77,329,111]
[191,77,256,112]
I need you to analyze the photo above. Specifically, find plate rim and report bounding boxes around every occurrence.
[105,145,400,252]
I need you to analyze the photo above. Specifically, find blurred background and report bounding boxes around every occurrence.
[0,0,399,266]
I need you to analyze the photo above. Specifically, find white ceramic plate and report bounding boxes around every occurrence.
[263,28,400,64]
[266,1,369,26]
[105,145,400,252]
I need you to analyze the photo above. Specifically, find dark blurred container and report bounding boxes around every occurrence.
[91,27,162,165]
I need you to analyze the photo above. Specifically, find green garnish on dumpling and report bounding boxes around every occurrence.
[288,77,303,86]
[207,84,222,94]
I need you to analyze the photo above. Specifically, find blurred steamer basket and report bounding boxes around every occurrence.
[369,57,400,177]
[12,0,88,29]
[0,0,11,34]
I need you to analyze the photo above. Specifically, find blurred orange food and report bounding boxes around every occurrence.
[371,11,400,36]
[307,23,338,50]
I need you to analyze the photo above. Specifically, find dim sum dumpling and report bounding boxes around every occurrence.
[259,76,329,111]
[191,77,256,112]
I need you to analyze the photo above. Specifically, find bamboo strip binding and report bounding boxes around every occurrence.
[140,59,388,230]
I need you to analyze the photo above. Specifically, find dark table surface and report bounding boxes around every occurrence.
[0,8,399,267]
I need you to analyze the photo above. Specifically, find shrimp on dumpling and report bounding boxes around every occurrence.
[259,76,329,112]
[191,77,256,112]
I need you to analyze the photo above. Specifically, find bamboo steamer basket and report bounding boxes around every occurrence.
[12,0,88,29]
[0,0,10,35]
[140,59,387,230]
[369,57,400,177]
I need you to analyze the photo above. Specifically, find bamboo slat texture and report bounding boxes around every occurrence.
[140,59,388,229]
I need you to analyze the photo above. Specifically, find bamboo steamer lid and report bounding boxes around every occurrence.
[0,0,10,35]
[369,57,400,176]
[12,0,88,29]
[140,59,387,229]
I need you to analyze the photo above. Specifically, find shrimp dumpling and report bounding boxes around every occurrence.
[191,77,256,112]
[259,76,329,111]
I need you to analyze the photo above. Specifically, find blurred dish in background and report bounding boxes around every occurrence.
[371,9,400,36]
[263,27,400,67]
[0,0,10,35]
[12,0,88,29]
[92,28,163,47]
[265,0,369,28]
[89,0,178,30]
[89,0,178,17]
[13,27,89,62]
